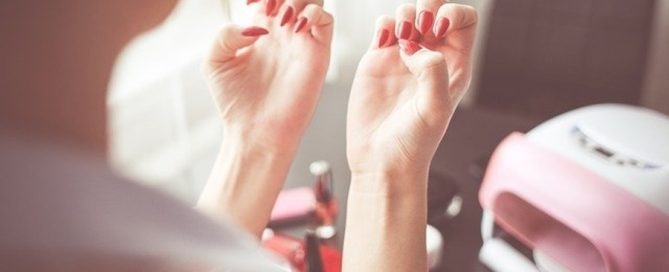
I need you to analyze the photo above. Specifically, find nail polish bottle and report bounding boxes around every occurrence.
[262,229,342,272]
[310,161,338,240]
[305,230,324,272]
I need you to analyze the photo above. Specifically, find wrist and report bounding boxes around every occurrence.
[222,126,300,157]
[349,166,429,197]
[344,167,429,272]
[198,130,297,237]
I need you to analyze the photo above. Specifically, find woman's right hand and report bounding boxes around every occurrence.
[204,0,333,154]
[197,0,333,238]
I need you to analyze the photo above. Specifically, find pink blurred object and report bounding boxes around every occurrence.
[270,187,316,223]
[269,161,338,240]
[478,105,669,272]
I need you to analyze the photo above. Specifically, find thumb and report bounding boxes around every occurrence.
[398,40,451,112]
[205,24,269,69]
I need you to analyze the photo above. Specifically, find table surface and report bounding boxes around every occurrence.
[429,107,538,271]
[281,89,539,271]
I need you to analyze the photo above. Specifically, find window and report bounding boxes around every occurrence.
[107,0,485,203]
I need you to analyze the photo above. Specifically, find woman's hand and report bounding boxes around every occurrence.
[343,1,477,271]
[204,0,333,154]
[347,1,477,178]
[197,0,333,238]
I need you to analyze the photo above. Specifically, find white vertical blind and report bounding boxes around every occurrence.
[108,0,229,202]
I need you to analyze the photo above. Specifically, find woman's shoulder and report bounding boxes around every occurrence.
[0,131,284,271]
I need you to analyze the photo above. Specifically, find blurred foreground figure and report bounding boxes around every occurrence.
[0,1,283,271]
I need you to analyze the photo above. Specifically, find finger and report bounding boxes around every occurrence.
[205,24,269,67]
[278,2,297,26]
[435,4,478,50]
[294,4,334,45]
[416,0,444,36]
[398,40,451,116]
[371,15,397,49]
[279,0,322,27]
[395,4,417,40]
[264,0,286,16]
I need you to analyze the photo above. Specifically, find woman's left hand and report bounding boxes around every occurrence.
[347,2,478,176]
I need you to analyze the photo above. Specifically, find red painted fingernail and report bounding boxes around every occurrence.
[242,26,269,37]
[247,0,259,5]
[294,17,308,33]
[399,39,421,56]
[398,21,413,40]
[434,17,450,38]
[378,29,390,48]
[280,6,294,26]
[418,11,435,35]
[266,0,276,16]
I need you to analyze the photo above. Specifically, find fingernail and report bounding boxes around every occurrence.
[398,21,413,40]
[418,11,435,35]
[247,0,259,5]
[266,0,276,16]
[242,26,269,37]
[280,6,294,26]
[378,29,389,48]
[434,17,450,38]
[294,17,308,33]
[399,39,421,56]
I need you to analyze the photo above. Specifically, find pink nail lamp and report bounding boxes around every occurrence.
[478,104,669,272]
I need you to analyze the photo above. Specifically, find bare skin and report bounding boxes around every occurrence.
[344,1,478,271]
[196,0,334,238]
[0,0,478,270]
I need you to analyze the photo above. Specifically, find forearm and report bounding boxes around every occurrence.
[196,133,297,238]
[342,169,429,272]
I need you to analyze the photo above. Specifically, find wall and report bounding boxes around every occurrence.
[642,0,669,115]
[467,0,668,116]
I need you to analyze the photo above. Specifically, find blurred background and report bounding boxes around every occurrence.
[107,0,669,203]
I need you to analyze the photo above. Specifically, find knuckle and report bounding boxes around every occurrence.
[303,3,320,12]
[375,15,394,26]
[321,10,334,21]
[218,24,237,39]
[422,52,446,67]
[397,3,416,14]
[449,4,478,26]
[466,6,479,24]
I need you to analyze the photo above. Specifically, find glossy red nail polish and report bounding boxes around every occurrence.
[241,26,269,37]
[418,11,435,35]
[266,0,276,16]
[398,21,413,40]
[378,29,390,48]
[280,6,294,27]
[434,17,450,38]
[399,39,421,56]
[247,0,259,5]
[294,17,308,33]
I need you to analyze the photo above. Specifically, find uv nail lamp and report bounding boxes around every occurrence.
[478,104,669,272]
